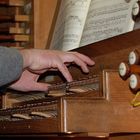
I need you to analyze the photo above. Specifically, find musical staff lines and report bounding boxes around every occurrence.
[50,0,91,51]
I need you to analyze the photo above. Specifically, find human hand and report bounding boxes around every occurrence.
[21,49,95,81]
[9,70,50,92]
[10,49,95,92]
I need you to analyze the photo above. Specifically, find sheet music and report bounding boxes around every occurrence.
[80,0,138,47]
[50,0,91,51]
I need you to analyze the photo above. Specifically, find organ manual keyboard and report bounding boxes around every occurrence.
[0,29,140,139]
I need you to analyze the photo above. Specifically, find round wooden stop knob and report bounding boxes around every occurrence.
[129,49,140,65]
[129,74,140,91]
[119,62,140,79]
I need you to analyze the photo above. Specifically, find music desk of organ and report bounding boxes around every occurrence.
[1,0,140,139]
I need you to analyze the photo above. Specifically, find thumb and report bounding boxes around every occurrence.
[32,82,50,92]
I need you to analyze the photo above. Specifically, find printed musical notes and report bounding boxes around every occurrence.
[50,0,91,51]
[80,0,139,46]
[50,0,139,51]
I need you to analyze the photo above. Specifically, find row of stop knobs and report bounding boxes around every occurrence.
[119,49,140,92]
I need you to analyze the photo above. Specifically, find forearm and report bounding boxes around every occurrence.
[0,47,23,87]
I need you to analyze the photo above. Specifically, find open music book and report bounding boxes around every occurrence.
[50,0,139,51]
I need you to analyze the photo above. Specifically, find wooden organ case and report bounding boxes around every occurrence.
[0,0,59,49]
[0,0,31,48]
[0,0,140,140]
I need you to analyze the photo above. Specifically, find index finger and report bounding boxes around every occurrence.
[70,52,95,66]
[57,62,73,82]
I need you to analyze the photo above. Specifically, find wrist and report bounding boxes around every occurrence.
[19,49,31,69]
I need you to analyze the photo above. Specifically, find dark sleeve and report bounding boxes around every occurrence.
[0,47,23,87]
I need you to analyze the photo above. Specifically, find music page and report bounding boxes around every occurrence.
[80,0,139,47]
[50,0,91,51]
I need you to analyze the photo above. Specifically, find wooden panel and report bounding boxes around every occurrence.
[61,98,110,134]
[59,70,140,134]
[0,119,59,134]
[33,0,60,49]
[103,70,140,133]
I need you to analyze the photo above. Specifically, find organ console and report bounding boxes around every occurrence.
[0,28,139,140]
[1,0,140,140]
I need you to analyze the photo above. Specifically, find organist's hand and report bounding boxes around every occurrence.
[9,49,95,92]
